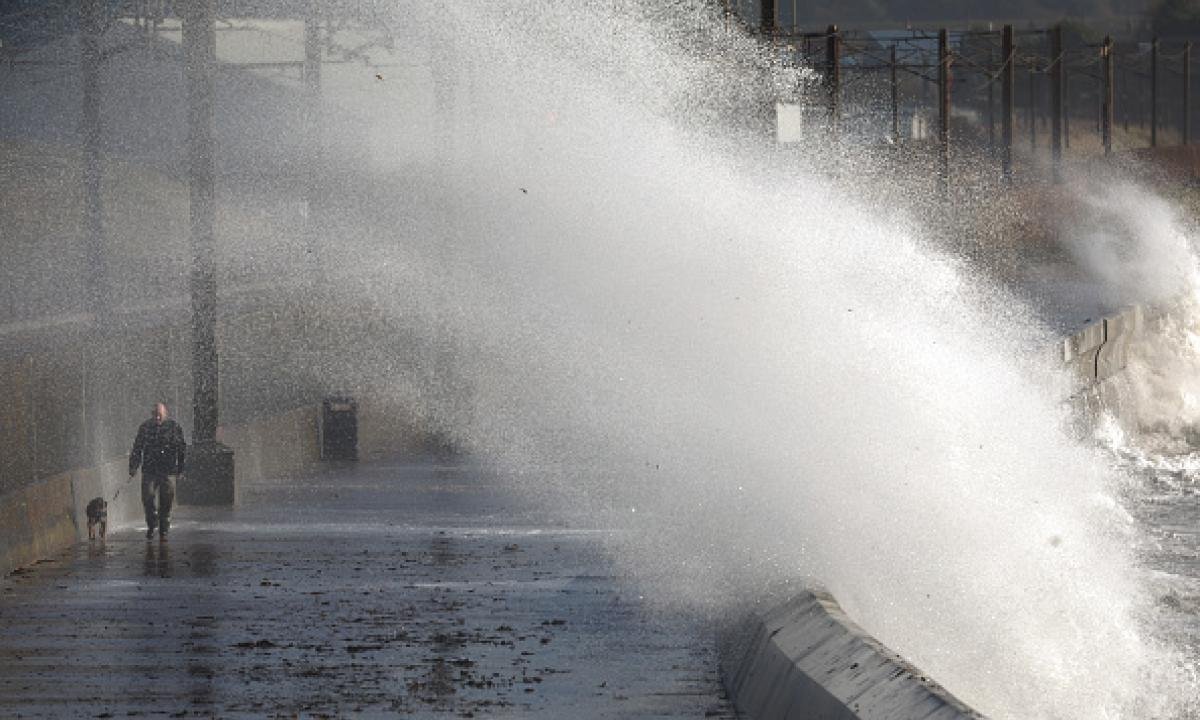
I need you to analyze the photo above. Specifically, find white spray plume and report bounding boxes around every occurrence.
[1062,182,1200,308]
[297,2,1200,717]
[1058,180,1200,446]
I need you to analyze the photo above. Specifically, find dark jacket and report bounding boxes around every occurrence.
[129,419,187,476]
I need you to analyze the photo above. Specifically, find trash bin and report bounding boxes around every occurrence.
[320,396,358,461]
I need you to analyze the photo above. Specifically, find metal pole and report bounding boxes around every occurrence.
[891,44,899,140]
[1029,60,1036,151]
[760,0,775,35]
[303,5,322,281]
[1151,36,1158,147]
[1002,25,1014,183]
[184,0,218,445]
[1123,56,1130,134]
[80,0,105,467]
[81,0,107,318]
[1064,70,1071,150]
[1102,36,1114,155]
[988,49,996,156]
[826,25,840,135]
[1050,25,1063,180]
[1185,41,1192,145]
[180,0,236,505]
[938,28,950,194]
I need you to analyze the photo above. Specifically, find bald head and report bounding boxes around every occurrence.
[152,403,168,424]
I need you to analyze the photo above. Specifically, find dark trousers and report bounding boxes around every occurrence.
[141,473,176,533]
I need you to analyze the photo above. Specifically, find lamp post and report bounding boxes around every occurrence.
[181,0,234,505]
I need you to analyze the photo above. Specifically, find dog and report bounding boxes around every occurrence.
[86,497,108,541]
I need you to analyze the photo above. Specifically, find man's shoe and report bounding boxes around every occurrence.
[145,528,155,540]
[159,532,168,542]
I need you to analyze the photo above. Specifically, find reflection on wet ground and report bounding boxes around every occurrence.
[143,542,172,578]
[0,457,734,718]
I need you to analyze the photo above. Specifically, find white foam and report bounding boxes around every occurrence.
[228,2,1200,716]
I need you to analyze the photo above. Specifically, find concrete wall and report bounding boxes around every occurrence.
[355,397,439,461]
[0,473,77,575]
[1061,304,1144,384]
[1059,301,1176,429]
[2,372,429,576]
[0,457,144,575]
[0,403,325,576]
[720,591,982,720]
[0,323,184,499]
[220,404,320,501]
[0,310,312,575]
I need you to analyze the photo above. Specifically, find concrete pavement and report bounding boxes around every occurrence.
[0,457,735,718]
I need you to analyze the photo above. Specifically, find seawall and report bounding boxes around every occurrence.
[719,302,1162,718]
[1061,303,1145,386]
[5,300,1165,714]
[1,406,320,576]
[1,392,430,577]
[719,591,980,720]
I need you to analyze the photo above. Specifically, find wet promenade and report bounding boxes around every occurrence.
[0,457,734,718]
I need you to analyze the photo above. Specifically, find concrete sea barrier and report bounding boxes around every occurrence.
[719,591,982,719]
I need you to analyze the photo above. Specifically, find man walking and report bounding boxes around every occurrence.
[129,403,186,540]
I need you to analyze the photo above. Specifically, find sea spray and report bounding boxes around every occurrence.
[1058,180,1200,446]
[293,1,1197,716]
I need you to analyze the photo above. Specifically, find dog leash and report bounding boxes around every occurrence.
[110,471,182,503]
[111,473,137,503]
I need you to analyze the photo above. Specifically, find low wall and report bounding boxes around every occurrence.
[1061,304,1144,384]
[0,457,141,575]
[2,396,423,575]
[1059,301,1177,428]
[0,473,74,575]
[2,405,322,576]
[720,591,981,720]
[220,405,321,497]
[355,396,435,461]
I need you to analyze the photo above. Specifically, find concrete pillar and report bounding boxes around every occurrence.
[81,0,107,319]
[182,0,234,505]
[303,4,323,282]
